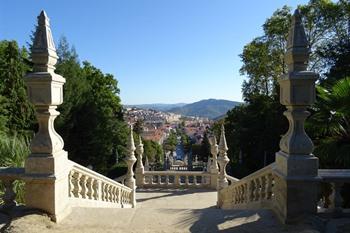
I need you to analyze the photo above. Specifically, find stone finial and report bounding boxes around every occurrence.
[278,9,317,155]
[135,136,144,171]
[217,125,229,189]
[125,125,137,207]
[209,136,219,173]
[135,135,145,187]
[275,8,320,223]
[219,125,228,153]
[285,9,309,72]
[25,11,65,155]
[32,10,58,72]
[127,125,136,157]
[24,11,69,222]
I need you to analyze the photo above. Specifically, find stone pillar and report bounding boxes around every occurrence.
[125,125,137,207]
[135,136,145,187]
[274,9,319,224]
[217,125,229,190]
[209,136,219,189]
[24,11,70,222]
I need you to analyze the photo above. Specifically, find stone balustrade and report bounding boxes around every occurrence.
[68,161,133,208]
[139,171,213,189]
[218,163,276,209]
[318,169,350,216]
[169,164,205,171]
[169,166,188,171]
[0,167,25,210]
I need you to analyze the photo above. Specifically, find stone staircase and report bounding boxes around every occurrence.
[2,189,323,233]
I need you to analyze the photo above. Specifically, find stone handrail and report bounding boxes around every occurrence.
[68,161,133,208]
[318,169,350,215]
[0,167,25,210]
[225,174,239,185]
[139,170,213,189]
[218,163,276,209]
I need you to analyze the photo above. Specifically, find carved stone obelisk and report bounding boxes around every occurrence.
[24,11,70,222]
[274,9,319,224]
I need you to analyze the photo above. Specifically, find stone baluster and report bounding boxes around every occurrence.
[135,136,145,187]
[24,10,70,222]
[275,9,319,223]
[185,176,189,186]
[175,174,180,186]
[254,178,260,201]
[2,179,16,210]
[116,187,120,204]
[244,183,249,203]
[105,184,110,202]
[125,125,137,207]
[76,173,83,198]
[81,175,88,198]
[68,171,75,197]
[266,174,272,199]
[86,178,93,199]
[249,180,255,202]
[261,176,266,199]
[111,186,116,203]
[108,185,113,202]
[194,176,198,185]
[165,175,170,185]
[330,182,344,216]
[100,183,105,201]
[240,185,244,203]
[93,180,99,200]
[217,125,229,190]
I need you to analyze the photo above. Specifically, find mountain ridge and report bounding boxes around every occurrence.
[124,103,187,111]
[169,99,241,119]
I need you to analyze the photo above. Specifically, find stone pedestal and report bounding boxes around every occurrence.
[274,151,320,223]
[25,152,71,222]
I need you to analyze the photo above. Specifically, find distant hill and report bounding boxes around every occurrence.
[125,103,187,112]
[168,99,241,119]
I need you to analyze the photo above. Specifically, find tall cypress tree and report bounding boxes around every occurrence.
[0,41,35,135]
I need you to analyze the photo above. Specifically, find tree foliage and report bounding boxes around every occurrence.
[0,41,35,136]
[224,0,350,178]
[54,37,128,174]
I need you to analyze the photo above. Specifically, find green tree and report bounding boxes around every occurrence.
[133,119,144,135]
[143,139,163,164]
[163,131,177,152]
[228,0,350,178]
[224,95,287,178]
[0,41,35,136]
[308,77,350,168]
[53,38,128,174]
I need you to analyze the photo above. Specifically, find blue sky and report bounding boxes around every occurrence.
[0,0,309,104]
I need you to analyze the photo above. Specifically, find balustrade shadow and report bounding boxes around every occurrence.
[159,208,317,233]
